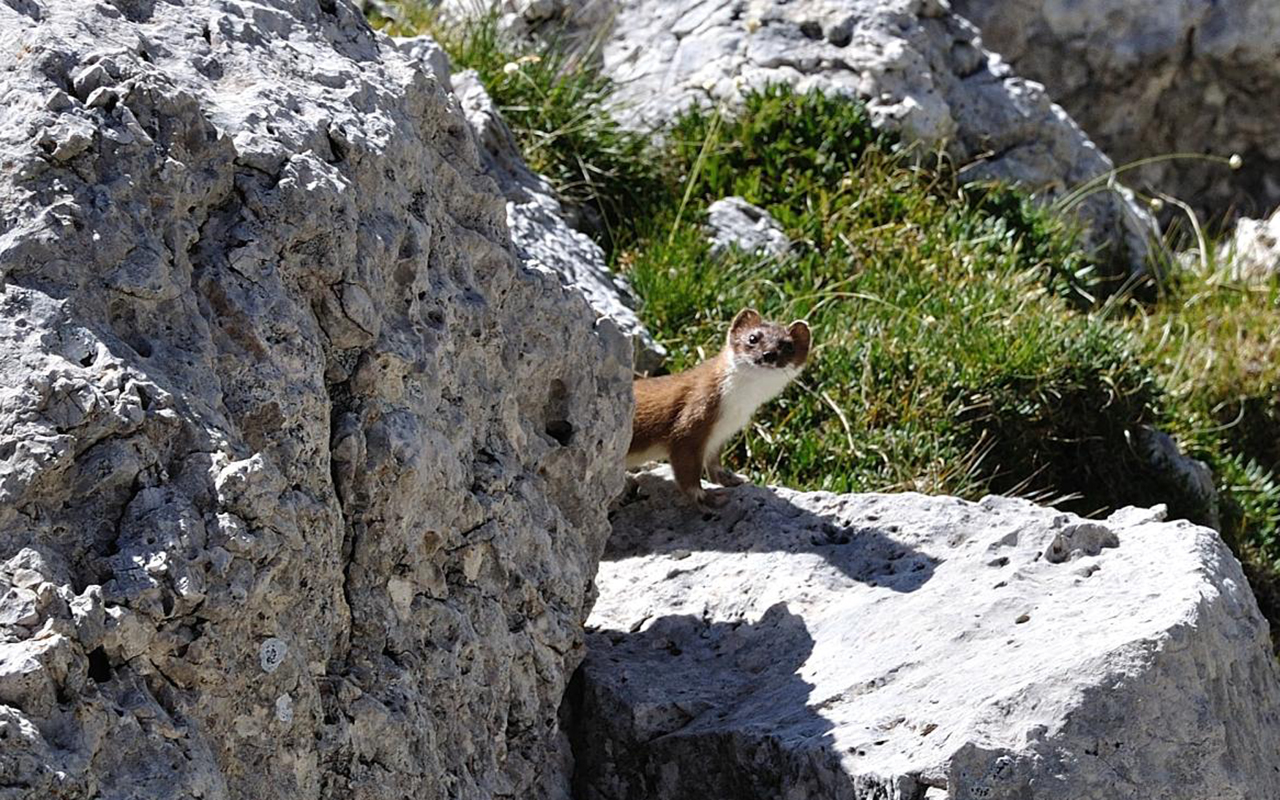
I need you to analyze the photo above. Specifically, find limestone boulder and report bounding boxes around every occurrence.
[953,0,1280,221]
[573,468,1280,799]
[478,0,1159,275]
[0,1,631,798]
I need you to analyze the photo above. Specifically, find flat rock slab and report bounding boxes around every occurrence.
[574,468,1280,799]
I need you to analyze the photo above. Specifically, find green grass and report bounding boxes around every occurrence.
[370,5,1280,640]
[623,88,1166,510]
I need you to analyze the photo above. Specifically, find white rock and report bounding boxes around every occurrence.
[259,637,288,674]
[706,197,793,258]
[573,468,1280,799]
[1227,207,1280,283]
[0,1,631,797]
[448,66,667,372]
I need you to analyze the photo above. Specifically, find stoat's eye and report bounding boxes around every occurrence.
[747,333,760,346]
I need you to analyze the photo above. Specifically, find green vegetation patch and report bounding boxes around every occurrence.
[625,88,1167,514]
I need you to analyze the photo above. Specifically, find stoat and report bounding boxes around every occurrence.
[627,308,811,507]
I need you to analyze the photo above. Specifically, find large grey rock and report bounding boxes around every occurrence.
[0,1,630,798]
[952,0,1280,220]
[479,0,1159,275]
[573,468,1280,799]
[443,63,667,373]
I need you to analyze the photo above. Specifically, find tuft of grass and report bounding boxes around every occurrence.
[371,3,663,255]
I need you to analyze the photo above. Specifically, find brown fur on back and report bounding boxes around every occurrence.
[629,353,724,457]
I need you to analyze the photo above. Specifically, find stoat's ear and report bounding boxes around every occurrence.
[730,308,762,335]
[788,320,811,362]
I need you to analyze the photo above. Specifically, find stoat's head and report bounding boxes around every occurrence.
[726,308,811,370]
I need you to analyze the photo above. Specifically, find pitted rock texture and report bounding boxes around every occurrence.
[0,1,631,798]
[444,63,667,373]
[953,0,1280,221]
[706,196,792,259]
[477,0,1158,274]
[1227,207,1280,283]
[573,468,1280,799]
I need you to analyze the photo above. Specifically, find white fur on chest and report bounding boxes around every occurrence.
[706,359,798,460]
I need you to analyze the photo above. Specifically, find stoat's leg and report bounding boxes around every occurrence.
[670,438,709,507]
[706,450,747,487]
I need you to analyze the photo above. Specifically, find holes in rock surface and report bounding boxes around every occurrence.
[201,24,212,44]
[800,20,823,40]
[828,26,853,47]
[544,379,573,446]
[325,127,348,163]
[88,647,113,683]
[317,0,336,14]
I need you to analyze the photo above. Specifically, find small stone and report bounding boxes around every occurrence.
[70,63,109,100]
[275,693,294,724]
[0,587,40,627]
[705,197,792,259]
[259,638,287,674]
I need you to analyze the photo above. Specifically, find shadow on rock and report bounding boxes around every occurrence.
[570,603,855,800]
[608,469,938,591]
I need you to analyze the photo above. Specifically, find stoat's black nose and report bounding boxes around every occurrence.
[761,350,778,364]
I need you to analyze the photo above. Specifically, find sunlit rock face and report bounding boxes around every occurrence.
[0,1,631,797]
[574,469,1280,799]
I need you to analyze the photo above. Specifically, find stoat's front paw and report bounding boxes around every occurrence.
[710,466,747,488]
[699,488,731,509]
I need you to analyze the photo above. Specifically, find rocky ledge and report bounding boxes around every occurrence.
[573,468,1280,799]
